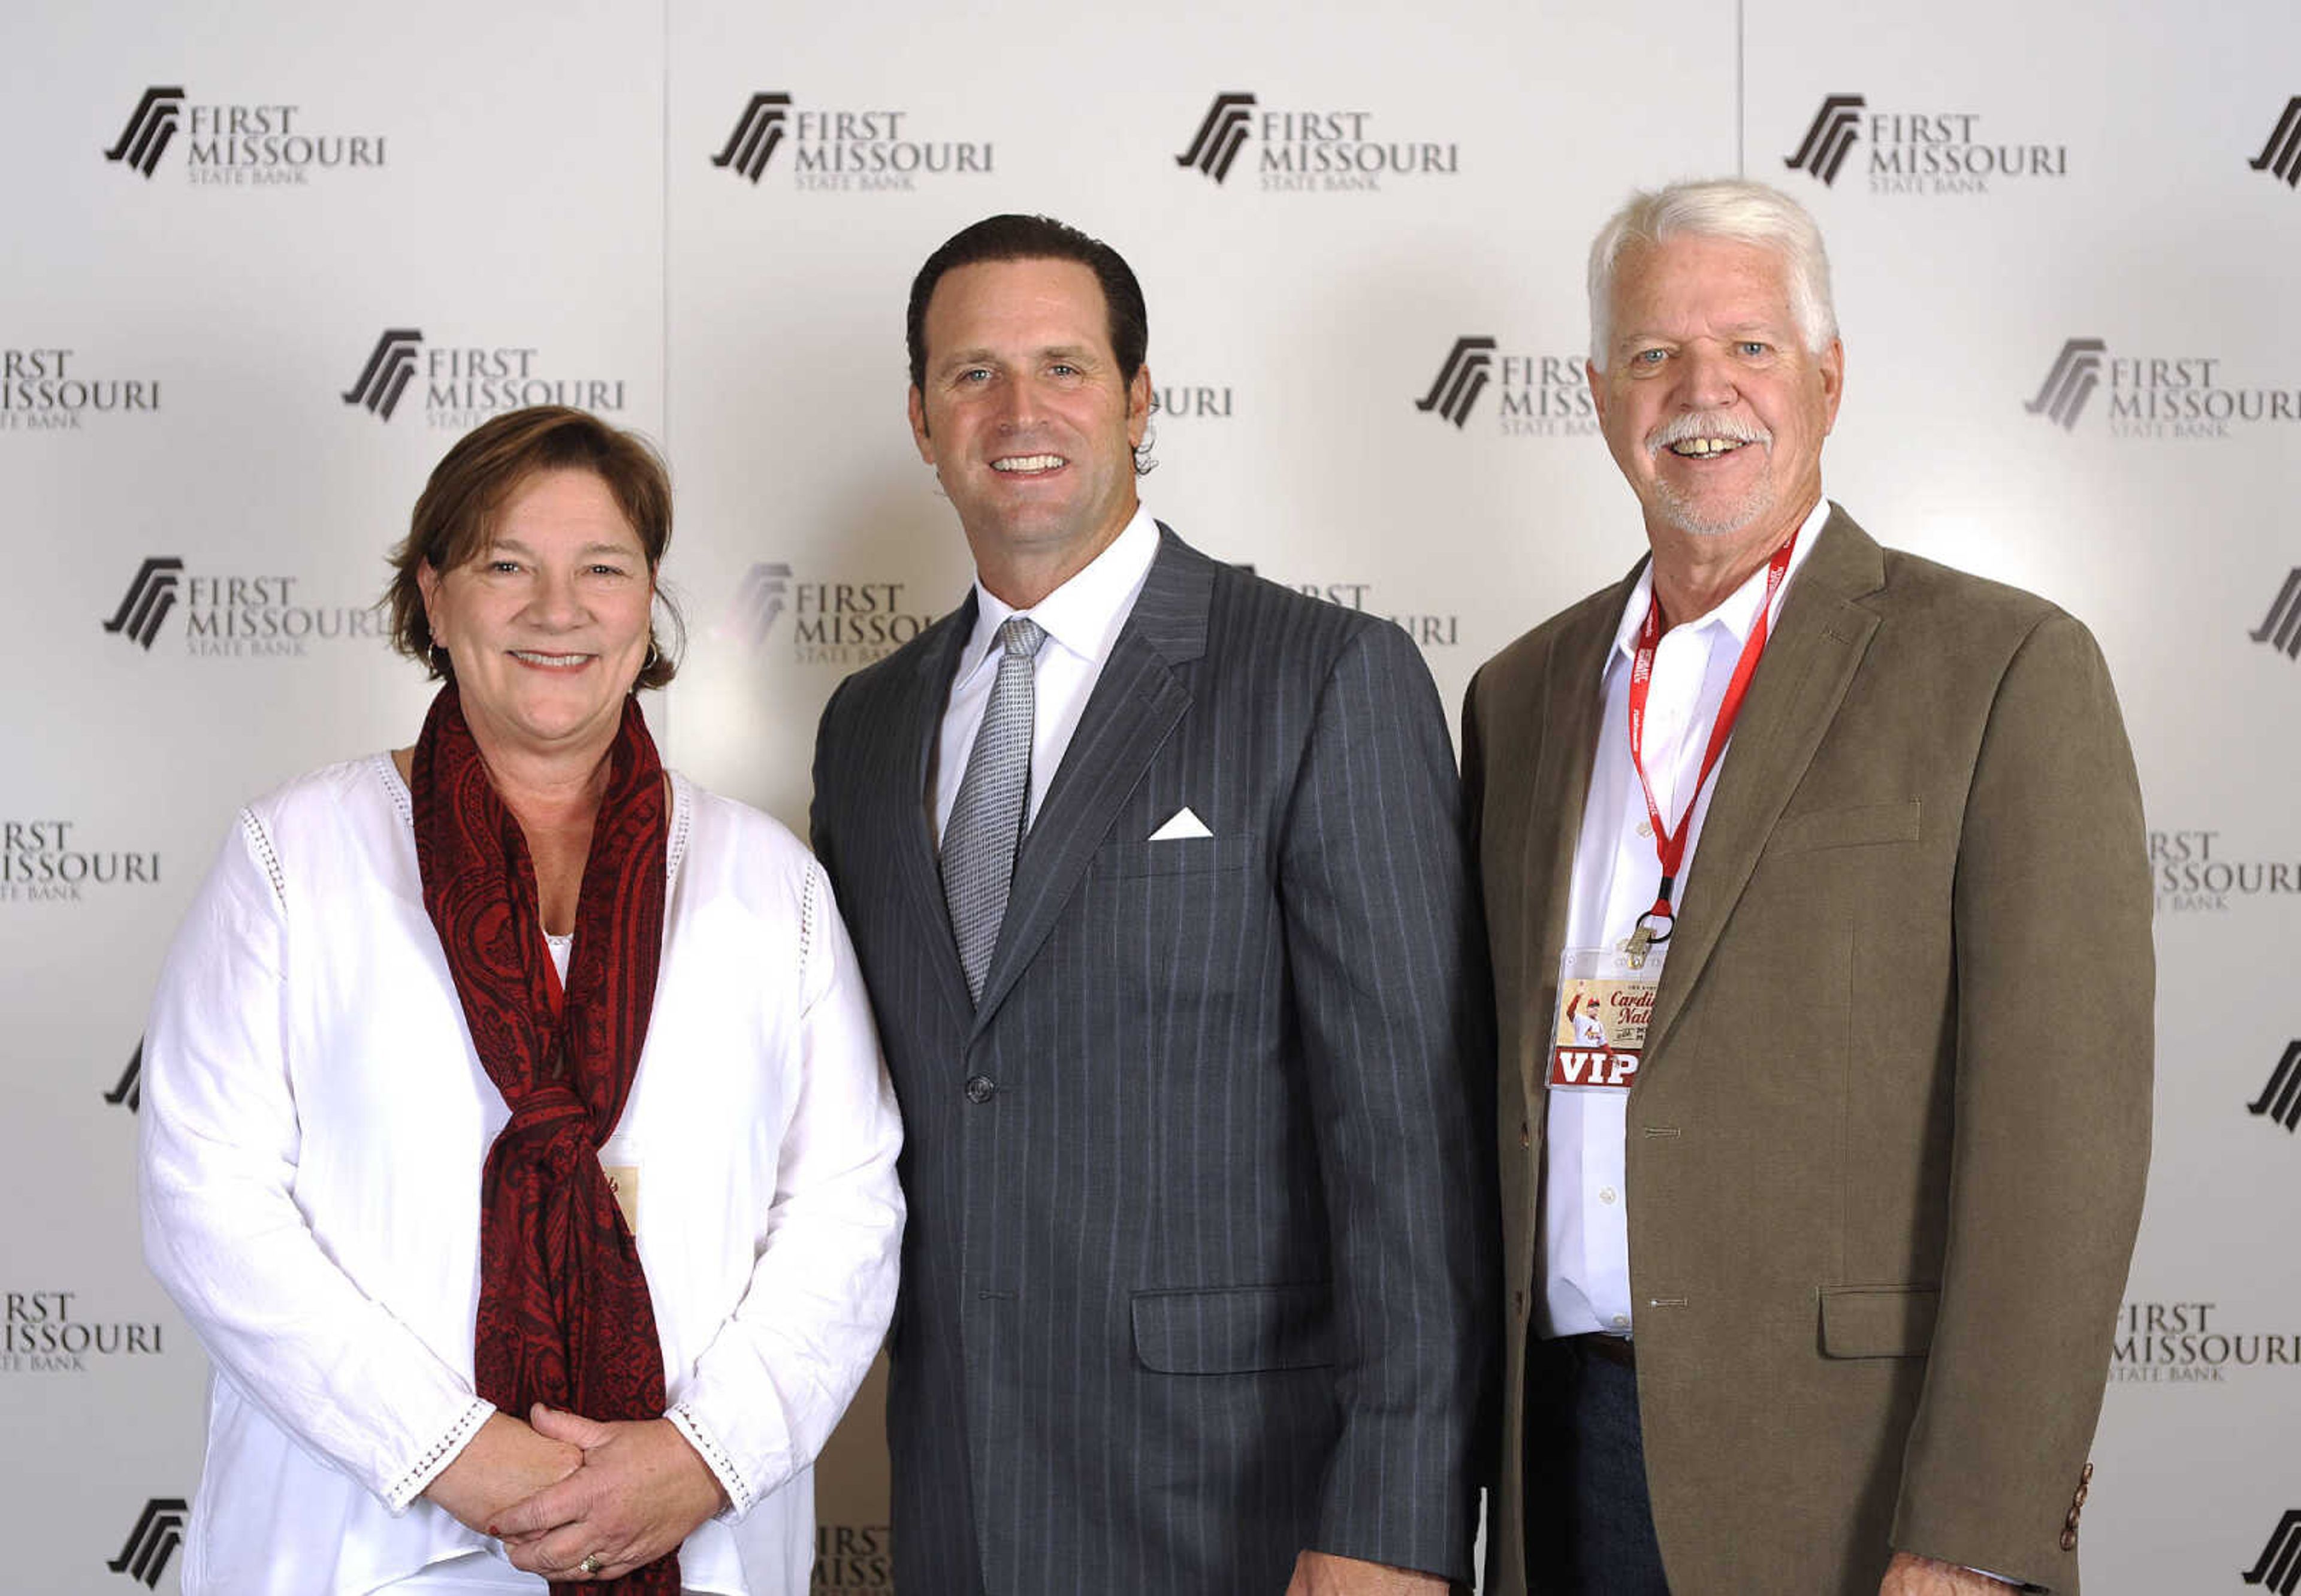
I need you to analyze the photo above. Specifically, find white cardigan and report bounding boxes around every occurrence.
[140,755,904,1595]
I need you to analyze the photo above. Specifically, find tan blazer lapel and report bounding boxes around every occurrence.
[1518,569,1639,1111]
[1643,507,1888,1062]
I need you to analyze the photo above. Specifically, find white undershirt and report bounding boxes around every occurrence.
[929,507,1160,846]
[1541,497,1829,1341]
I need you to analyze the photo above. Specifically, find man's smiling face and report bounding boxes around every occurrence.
[1589,232,1842,549]
[908,256,1150,590]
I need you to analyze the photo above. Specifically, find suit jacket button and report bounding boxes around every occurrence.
[1518,1122,1531,1148]
[965,1075,997,1104]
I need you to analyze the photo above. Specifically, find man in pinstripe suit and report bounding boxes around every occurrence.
[810,214,1495,1595]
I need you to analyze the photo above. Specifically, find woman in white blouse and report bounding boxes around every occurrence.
[140,406,902,1595]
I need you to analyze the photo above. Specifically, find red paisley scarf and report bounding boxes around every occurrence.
[411,682,679,1594]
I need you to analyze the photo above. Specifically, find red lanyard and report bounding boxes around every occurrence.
[1624,531,1796,953]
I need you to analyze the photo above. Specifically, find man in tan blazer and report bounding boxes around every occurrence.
[1464,179,2152,1595]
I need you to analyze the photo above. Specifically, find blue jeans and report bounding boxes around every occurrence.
[1521,1334,1671,1595]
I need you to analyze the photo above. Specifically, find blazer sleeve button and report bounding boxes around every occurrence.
[964,1075,998,1104]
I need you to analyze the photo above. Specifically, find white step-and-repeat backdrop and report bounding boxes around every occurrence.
[5,1,2296,1590]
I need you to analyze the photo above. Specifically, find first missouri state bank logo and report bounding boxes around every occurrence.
[100,557,382,658]
[2024,339,2104,430]
[2254,570,2301,662]
[1174,92,1460,191]
[720,563,935,666]
[342,330,627,428]
[102,558,182,649]
[725,563,791,648]
[709,92,991,191]
[713,93,790,181]
[2245,1510,2301,1594]
[2251,1041,2301,1134]
[102,87,183,176]
[1414,337,1596,437]
[101,84,384,185]
[342,329,422,420]
[104,1041,144,1113]
[1176,94,1257,183]
[2253,97,2301,188]
[107,1499,187,1587]
[4,347,162,433]
[2025,337,2301,438]
[1783,91,2066,194]
[1783,95,1865,186]
[1417,338,1495,427]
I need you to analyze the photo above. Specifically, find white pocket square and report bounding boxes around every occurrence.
[1148,806,1213,842]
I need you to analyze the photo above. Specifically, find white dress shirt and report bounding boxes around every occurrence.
[930,506,1160,844]
[1541,497,1829,1341]
[140,755,905,1595]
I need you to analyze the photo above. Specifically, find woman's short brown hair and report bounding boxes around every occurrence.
[385,406,681,690]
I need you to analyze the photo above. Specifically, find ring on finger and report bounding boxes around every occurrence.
[578,1552,603,1576]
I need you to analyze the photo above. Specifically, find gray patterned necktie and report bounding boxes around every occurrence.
[942,616,1047,1003]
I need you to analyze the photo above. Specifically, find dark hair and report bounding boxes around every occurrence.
[384,406,681,690]
[906,213,1149,391]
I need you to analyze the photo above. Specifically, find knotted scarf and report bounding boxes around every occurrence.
[411,682,678,1593]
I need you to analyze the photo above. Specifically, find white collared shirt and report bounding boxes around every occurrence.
[1541,497,1830,1341]
[930,506,1161,844]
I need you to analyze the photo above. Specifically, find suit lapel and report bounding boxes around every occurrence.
[1521,572,1638,1107]
[899,596,979,1030]
[969,528,1209,1034]
[1642,507,1888,1061]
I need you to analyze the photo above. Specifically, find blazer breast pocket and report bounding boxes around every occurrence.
[1131,1282,1336,1374]
[1818,1283,1938,1358]
[1769,799,1922,856]
[1090,835,1262,881]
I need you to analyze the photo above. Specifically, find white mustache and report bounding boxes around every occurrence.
[1647,413,1769,454]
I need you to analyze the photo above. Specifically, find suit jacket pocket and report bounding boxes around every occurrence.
[1131,1282,1334,1374]
[1819,1284,1940,1358]
[1091,835,1261,880]
[1771,799,1923,854]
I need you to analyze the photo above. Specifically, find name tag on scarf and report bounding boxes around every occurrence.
[1549,945,1659,1092]
[603,1163,641,1234]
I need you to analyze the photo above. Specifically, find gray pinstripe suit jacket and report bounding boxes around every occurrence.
[811,527,1497,1595]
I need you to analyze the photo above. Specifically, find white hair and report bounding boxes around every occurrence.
[1587,179,1838,370]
